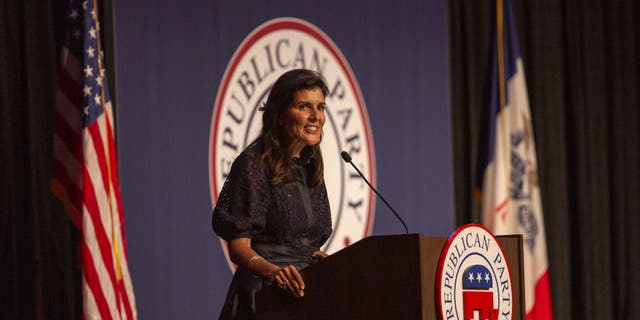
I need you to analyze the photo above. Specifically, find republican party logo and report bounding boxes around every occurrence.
[208,18,376,270]
[437,224,513,320]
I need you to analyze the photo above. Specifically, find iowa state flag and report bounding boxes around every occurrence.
[479,0,553,319]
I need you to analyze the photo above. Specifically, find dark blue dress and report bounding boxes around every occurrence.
[212,141,332,320]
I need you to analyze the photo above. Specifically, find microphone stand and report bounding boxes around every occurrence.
[341,151,409,234]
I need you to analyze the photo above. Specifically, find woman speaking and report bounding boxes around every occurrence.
[212,69,332,319]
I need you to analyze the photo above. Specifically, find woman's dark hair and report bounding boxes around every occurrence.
[259,69,329,186]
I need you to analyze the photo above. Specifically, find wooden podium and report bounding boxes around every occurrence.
[256,234,525,320]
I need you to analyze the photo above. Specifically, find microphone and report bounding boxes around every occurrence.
[340,151,409,234]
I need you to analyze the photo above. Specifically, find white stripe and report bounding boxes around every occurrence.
[508,60,549,312]
[52,133,82,189]
[481,108,510,233]
[82,274,101,320]
[104,101,115,132]
[82,205,119,320]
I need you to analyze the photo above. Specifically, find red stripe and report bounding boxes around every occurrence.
[57,69,83,113]
[52,159,83,215]
[526,270,554,320]
[82,164,119,300]
[81,240,114,320]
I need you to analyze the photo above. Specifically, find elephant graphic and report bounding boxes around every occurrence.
[462,265,499,320]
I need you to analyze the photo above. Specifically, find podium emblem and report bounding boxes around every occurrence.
[436,224,513,320]
[209,17,376,271]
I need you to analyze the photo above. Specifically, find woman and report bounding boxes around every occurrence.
[212,69,332,319]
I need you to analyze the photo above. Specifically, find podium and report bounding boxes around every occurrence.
[256,234,525,320]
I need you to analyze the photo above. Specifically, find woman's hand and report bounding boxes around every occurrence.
[270,265,305,298]
[226,238,312,298]
[312,250,328,259]
[227,238,303,296]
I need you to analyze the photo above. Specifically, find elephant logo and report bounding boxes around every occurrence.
[462,265,499,320]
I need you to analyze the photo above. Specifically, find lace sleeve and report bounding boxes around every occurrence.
[211,152,270,240]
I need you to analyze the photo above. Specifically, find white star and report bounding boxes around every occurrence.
[84,65,93,77]
[89,27,97,39]
[484,273,490,282]
[69,8,78,20]
[86,46,95,58]
[91,9,98,20]
[476,273,481,281]
[82,1,88,10]
[83,85,91,96]
[94,94,101,105]
[84,106,90,115]
[468,272,475,282]
[96,75,103,87]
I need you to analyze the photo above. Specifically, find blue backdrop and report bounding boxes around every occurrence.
[114,1,451,318]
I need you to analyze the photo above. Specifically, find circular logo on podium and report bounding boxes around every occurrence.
[436,224,514,320]
[209,17,375,271]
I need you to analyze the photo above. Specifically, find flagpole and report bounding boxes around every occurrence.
[496,0,510,221]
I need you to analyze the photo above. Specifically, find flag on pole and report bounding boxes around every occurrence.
[51,0,137,318]
[479,0,553,319]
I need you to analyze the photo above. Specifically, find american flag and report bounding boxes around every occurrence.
[479,0,553,319]
[51,0,137,319]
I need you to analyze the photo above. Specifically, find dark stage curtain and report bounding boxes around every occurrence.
[1,0,114,318]
[1,0,81,318]
[449,1,640,319]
